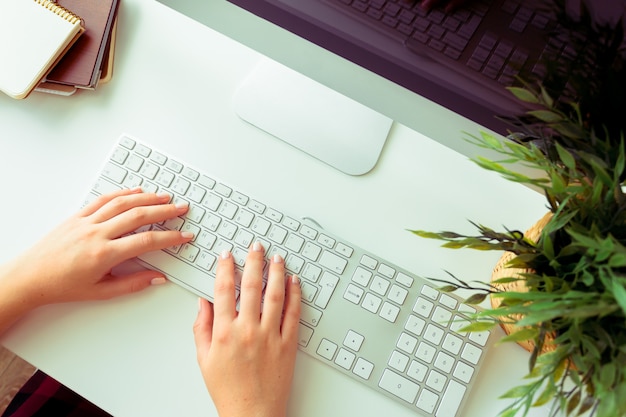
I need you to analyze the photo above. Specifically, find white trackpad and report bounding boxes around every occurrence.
[233,58,393,176]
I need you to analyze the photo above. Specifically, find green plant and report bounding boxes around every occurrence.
[411,84,626,417]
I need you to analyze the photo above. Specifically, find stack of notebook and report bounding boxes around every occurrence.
[0,0,119,99]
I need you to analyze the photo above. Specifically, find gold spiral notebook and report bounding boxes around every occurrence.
[0,0,85,99]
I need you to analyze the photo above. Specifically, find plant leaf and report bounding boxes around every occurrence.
[611,280,626,316]
[528,110,564,123]
[555,142,576,170]
[532,381,556,407]
[507,87,539,103]
[498,328,539,344]
[458,321,495,333]
[500,383,533,399]
[464,292,488,305]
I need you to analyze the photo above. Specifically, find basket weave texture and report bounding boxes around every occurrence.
[490,212,554,352]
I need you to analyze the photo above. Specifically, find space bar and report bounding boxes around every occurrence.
[137,251,216,301]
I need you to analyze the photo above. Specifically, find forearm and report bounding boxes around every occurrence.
[0,258,42,336]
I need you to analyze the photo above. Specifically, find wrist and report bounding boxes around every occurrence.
[0,258,46,334]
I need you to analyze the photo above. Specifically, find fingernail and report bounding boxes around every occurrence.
[273,254,283,263]
[130,186,143,193]
[252,241,263,252]
[221,250,231,260]
[157,191,171,201]
[291,275,300,285]
[181,231,194,239]
[175,201,189,210]
[151,277,167,285]
[198,297,203,312]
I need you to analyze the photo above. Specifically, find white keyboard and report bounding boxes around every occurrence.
[85,134,493,417]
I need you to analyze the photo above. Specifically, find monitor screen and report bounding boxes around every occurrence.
[156,0,626,163]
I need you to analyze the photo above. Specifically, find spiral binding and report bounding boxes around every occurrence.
[35,0,82,25]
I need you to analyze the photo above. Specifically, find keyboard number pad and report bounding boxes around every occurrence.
[377,282,490,414]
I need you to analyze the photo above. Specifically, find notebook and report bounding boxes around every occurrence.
[35,14,119,96]
[0,0,84,99]
[43,0,119,90]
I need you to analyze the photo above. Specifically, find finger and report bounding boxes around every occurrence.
[104,202,189,238]
[212,251,237,323]
[108,229,193,265]
[193,298,214,362]
[281,275,302,342]
[237,242,266,320]
[92,269,168,300]
[78,188,143,218]
[90,192,171,224]
[260,253,287,330]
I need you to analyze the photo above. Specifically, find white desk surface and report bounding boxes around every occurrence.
[0,0,549,416]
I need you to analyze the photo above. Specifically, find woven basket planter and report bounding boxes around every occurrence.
[490,212,555,353]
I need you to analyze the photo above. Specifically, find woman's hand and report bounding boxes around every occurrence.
[193,242,302,417]
[0,188,193,311]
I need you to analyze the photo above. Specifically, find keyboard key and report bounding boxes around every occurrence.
[413,297,434,318]
[362,293,382,314]
[352,266,372,286]
[453,361,474,383]
[436,380,466,417]
[378,263,395,279]
[93,177,121,195]
[302,241,322,261]
[469,330,490,346]
[396,272,413,288]
[434,351,455,373]
[415,342,436,363]
[379,302,400,323]
[298,324,314,347]
[300,224,317,239]
[319,251,347,274]
[315,272,339,309]
[396,332,418,354]
[461,343,482,365]
[405,314,426,336]
[102,162,127,183]
[317,338,338,361]
[426,369,447,392]
[353,358,374,380]
[344,284,364,305]
[360,254,377,269]
[234,209,254,228]
[416,389,438,414]
[424,324,445,345]
[198,175,216,189]
[388,284,408,305]
[343,330,364,351]
[300,304,322,327]
[300,282,317,303]
[335,348,356,370]
[335,242,354,257]
[387,350,409,372]
[442,333,463,355]
[119,136,135,149]
[317,234,335,248]
[110,147,129,164]
[370,275,390,296]
[301,263,322,283]
[420,285,439,300]
[214,183,232,197]
[379,369,419,403]
[407,360,428,382]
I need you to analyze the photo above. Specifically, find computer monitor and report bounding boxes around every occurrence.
[156,0,625,173]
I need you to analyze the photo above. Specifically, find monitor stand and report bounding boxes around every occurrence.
[233,58,393,176]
